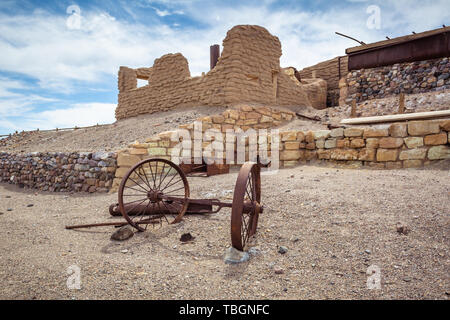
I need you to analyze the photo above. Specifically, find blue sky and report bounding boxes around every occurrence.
[0,0,449,135]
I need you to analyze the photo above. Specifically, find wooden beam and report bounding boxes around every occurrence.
[398,93,405,114]
[350,100,357,118]
[340,110,450,125]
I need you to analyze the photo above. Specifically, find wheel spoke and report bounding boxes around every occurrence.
[148,161,157,189]
[124,198,148,216]
[159,201,171,224]
[134,200,152,224]
[158,166,173,191]
[134,167,152,191]
[126,176,149,193]
[138,166,154,191]
[160,171,180,192]
[162,178,183,192]
[164,185,186,195]
[157,162,166,190]
[124,185,148,194]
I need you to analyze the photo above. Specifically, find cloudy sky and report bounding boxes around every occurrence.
[0,0,448,135]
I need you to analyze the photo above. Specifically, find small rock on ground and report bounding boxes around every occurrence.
[278,246,288,254]
[180,233,195,242]
[224,247,250,264]
[396,222,409,235]
[111,226,134,241]
[274,267,284,274]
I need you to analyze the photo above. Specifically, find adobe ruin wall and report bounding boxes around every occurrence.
[298,56,348,107]
[115,25,326,120]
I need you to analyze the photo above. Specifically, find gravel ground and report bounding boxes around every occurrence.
[0,106,227,153]
[0,164,448,300]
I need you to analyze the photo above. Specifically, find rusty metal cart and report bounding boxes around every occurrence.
[67,158,263,251]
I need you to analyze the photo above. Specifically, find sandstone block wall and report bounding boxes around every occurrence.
[344,57,450,103]
[277,120,449,169]
[115,25,320,120]
[112,108,449,191]
[112,105,296,190]
[1,118,448,194]
[283,68,327,110]
[0,152,117,192]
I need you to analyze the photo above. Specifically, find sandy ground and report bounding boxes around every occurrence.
[0,106,227,153]
[0,164,448,300]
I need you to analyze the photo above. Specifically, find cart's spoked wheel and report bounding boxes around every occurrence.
[231,162,261,251]
[118,158,190,232]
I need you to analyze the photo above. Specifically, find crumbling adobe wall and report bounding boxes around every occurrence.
[284,68,327,109]
[115,25,317,120]
[298,56,348,106]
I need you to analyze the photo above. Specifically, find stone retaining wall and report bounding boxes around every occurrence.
[277,119,450,169]
[343,57,450,104]
[112,113,449,191]
[1,115,448,194]
[0,152,117,192]
[112,106,296,189]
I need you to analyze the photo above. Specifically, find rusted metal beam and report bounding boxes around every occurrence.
[347,29,450,70]
[335,32,366,45]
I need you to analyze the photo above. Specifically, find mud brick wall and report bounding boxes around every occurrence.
[343,57,450,104]
[0,152,117,192]
[283,68,327,110]
[278,119,450,169]
[298,56,348,106]
[115,25,320,120]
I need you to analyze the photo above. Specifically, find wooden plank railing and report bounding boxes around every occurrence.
[0,123,111,138]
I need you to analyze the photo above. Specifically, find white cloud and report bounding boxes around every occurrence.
[155,8,170,16]
[18,103,117,131]
[0,78,57,117]
[0,0,449,134]
[1,1,448,88]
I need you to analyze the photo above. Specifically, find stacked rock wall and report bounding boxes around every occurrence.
[1,109,448,194]
[0,152,117,192]
[344,57,450,103]
[115,25,318,119]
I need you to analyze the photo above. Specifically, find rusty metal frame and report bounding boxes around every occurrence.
[66,158,262,251]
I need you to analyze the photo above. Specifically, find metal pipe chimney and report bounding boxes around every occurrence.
[210,44,220,70]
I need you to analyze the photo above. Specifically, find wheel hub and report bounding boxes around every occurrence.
[148,190,163,203]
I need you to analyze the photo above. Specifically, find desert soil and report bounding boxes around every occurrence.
[0,106,227,153]
[0,164,448,300]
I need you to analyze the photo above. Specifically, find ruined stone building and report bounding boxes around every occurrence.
[115,25,326,120]
[299,26,450,106]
